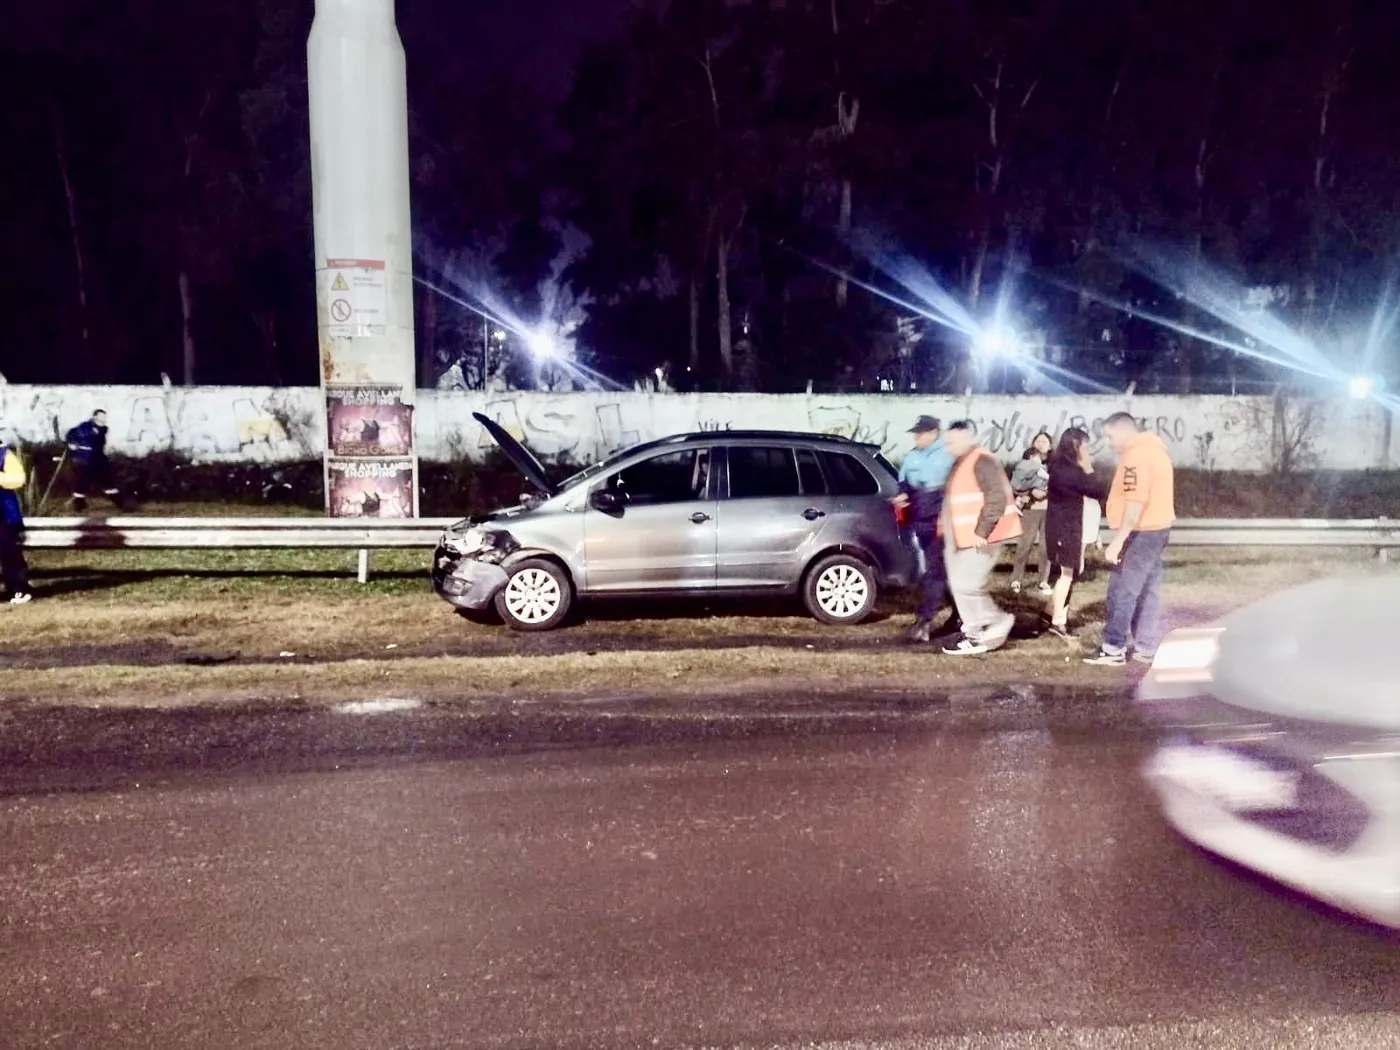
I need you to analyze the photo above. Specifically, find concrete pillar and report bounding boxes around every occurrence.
[308,0,418,516]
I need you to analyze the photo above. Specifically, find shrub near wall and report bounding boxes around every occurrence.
[17,446,586,517]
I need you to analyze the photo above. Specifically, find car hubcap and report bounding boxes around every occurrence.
[816,565,869,619]
[504,569,562,624]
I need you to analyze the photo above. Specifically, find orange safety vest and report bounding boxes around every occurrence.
[942,448,1022,548]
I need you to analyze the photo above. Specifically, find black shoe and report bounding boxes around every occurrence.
[907,620,932,643]
[932,618,963,640]
[72,496,88,514]
[1046,621,1075,643]
[1083,648,1126,667]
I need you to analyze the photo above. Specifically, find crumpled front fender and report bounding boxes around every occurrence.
[435,558,510,610]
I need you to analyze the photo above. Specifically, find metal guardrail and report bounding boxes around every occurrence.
[16,516,1400,583]
[21,517,458,550]
[19,517,461,583]
[1105,518,1400,549]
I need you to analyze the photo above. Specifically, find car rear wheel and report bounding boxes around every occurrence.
[803,554,877,626]
[494,559,573,632]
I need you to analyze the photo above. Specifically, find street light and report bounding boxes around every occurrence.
[973,324,1021,358]
[1349,374,1382,400]
[526,331,558,360]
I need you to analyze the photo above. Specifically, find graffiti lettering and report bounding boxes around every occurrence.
[0,386,1370,473]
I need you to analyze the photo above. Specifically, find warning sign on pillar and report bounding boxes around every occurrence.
[320,258,388,338]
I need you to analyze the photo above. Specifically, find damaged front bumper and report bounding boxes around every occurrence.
[430,524,520,611]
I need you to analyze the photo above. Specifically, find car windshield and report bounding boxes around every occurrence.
[555,456,624,493]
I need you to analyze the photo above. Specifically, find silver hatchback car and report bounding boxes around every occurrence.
[431,413,916,631]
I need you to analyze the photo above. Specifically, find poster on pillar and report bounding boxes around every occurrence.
[325,384,414,458]
[327,458,416,519]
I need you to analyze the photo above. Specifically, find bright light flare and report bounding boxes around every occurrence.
[974,324,1021,358]
[1349,374,1383,400]
[526,331,559,360]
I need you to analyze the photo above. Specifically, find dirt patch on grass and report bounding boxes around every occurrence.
[2,643,1129,709]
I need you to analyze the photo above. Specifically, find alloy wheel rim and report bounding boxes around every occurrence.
[504,569,562,623]
[816,564,869,619]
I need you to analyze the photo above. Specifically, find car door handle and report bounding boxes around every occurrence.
[802,508,827,521]
[690,511,712,524]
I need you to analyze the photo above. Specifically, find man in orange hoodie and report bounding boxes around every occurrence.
[1084,413,1175,666]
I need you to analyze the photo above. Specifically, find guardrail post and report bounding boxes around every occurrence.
[357,548,370,584]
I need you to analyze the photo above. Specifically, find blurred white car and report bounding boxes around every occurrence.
[1137,576,1400,928]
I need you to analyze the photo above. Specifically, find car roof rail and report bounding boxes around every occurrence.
[669,430,870,445]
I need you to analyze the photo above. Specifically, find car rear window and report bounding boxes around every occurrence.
[728,446,801,499]
[820,451,880,496]
[871,452,900,480]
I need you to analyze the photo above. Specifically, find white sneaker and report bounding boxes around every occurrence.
[1009,581,1023,594]
[1037,582,1053,595]
[9,592,32,606]
[942,634,989,656]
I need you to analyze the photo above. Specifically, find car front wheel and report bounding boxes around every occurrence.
[494,558,573,631]
[803,554,877,626]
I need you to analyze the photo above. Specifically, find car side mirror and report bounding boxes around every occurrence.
[589,488,624,514]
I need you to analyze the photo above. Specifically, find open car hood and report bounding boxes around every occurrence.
[472,412,557,497]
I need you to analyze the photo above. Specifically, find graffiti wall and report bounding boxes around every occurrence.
[0,385,1388,472]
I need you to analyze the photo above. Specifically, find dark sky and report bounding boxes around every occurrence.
[401,0,631,98]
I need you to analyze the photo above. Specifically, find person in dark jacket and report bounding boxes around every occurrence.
[1043,427,1107,640]
[891,415,961,643]
[0,440,33,604]
[65,410,128,513]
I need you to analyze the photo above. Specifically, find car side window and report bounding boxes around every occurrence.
[727,446,801,500]
[607,449,709,506]
[820,451,880,496]
[795,449,827,496]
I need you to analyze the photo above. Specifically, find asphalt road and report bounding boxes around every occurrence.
[2,691,1398,1050]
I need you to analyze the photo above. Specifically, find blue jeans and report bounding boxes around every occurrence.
[1102,529,1170,655]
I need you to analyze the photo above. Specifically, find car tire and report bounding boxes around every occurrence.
[803,553,877,626]
[494,558,573,632]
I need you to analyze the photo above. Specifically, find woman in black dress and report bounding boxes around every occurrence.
[1044,427,1108,640]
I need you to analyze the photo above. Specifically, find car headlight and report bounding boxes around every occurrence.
[1148,627,1224,684]
[441,527,491,557]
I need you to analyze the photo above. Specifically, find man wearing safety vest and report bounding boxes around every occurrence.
[937,420,1021,655]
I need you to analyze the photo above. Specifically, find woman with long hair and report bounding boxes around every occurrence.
[1043,427,1108,640]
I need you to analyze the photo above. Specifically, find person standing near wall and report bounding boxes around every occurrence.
[938,420,1022,656]
[0,440,33,605]
[65,410,129,514]
[1043,427,1106,641]
[891,415,961,643]
[1084,413,1176,666]
[1008,432,1053,594]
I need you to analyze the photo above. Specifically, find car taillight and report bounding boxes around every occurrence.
[892,502,908,526]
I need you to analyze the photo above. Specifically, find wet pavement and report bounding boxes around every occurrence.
[2,689,1397,1049]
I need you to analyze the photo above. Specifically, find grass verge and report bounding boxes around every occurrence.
[2,546,1391,706]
